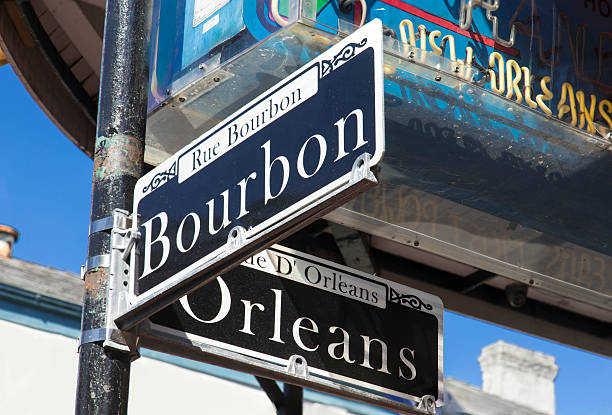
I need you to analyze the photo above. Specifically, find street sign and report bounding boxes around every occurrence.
[142,245,443,408]
[116,20,385,329]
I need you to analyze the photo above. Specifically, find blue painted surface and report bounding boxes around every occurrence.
[149,0,612,151]
[0,297,81,339]
[149,0,247,110]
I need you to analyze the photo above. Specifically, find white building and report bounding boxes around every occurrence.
[443,341,558,415]
[0,225,557,414]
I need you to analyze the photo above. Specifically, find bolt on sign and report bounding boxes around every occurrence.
[115,20,385,329]
[142,245,443,409]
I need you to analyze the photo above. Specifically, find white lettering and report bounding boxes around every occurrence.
[297,134,327,178]
[262,140,289,205]
[205,189,231,235]
[360,335,391,374]
[141,212,170,279]
[334,109,366,162]
[179,277,231,323]
[176,212,200,252]
[236,172,257,220]
[240,300,264,335]
[328,326,355,363]
[399,347,417,381]
[269,289,285,344]
[292,317,319,352]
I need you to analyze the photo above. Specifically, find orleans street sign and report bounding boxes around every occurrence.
[142,245,443,407]
[116,20,385,329]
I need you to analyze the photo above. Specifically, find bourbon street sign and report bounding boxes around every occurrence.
[141,245,443,408]
[115,20,385,329]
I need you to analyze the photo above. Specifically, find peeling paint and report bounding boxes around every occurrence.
[93,134,143,180]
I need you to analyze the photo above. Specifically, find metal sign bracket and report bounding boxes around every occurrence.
[105,209,141,355]
[349,153,377,184]
[286,355,309,378]
[417,395,437,415]
[79,208,141,357]
[226,225,248,253]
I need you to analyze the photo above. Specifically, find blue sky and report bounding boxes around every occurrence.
[1,64,611,414]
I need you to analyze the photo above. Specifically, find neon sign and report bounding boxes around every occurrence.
[393,16,612,137]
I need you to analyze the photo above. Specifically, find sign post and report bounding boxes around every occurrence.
[75,0,151,414]
[115,20,386,330]
[141,245,443,412]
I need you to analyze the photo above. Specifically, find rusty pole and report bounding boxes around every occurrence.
[75,0,151,413]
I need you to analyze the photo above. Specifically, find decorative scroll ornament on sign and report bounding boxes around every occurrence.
[320,38,368,77]
[142,161,176,193]
[389,287,433,311]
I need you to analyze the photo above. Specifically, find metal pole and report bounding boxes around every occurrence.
[75,0,151,413]
[278,383,303,415]
[256,377,303,415]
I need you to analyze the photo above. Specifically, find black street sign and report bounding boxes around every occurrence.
[142,245,443,408]
[116,20,385,329]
